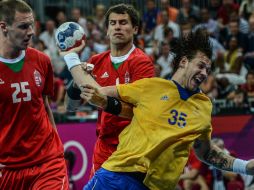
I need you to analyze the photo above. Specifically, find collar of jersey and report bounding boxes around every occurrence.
[0,50,25,64]
[172,80,200,101]
[110,45,135,64]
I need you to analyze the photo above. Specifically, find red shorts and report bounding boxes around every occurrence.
[0,157,69,190]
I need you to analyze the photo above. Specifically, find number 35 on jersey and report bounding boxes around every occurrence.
[168,109,188,128]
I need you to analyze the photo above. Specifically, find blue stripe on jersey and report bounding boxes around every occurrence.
[172,80,200,100]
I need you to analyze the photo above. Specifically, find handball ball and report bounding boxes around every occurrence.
[55,22,86,51]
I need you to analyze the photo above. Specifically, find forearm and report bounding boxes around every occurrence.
[89,94,133,119]
[202,144,235,172]
[194,140,253,175]
[119,100,133,118]
[70,65,100,89]
[63,52,100,89]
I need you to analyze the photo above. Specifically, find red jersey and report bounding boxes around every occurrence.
[89,47,155,173]
[0,48,64,168]
[187,149,212,187]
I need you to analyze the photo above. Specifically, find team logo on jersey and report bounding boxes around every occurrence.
[101,71,109,78]
[160,95,169,100]
[124,71,130,84]
[34,70,42,86]
[0,78,4,84]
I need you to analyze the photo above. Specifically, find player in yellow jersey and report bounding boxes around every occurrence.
[61,29,254,190]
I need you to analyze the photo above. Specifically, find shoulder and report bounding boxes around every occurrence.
[195,92,213,109]
[90,50,110,62]
[133,77,171,87]
[130,48,153,63]
[26,47,50,61]
[25,48,52,72]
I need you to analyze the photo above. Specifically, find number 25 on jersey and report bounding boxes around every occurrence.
[11,82,31,103]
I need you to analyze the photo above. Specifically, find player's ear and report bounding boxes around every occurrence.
[179,56,188,68]
[133,26,138,35]
[106,28,109,38]
[0,22,8,33]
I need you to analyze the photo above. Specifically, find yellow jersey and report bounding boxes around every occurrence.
[102,78,212,190]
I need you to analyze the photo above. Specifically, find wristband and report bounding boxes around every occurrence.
[67,81,81,100]
[104,96,122,115]
[233,158,249,174]
[63,52,81,70]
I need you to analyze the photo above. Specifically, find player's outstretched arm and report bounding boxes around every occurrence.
[60,41,101,89]
[193,139,254,175]
[80,84,134,119]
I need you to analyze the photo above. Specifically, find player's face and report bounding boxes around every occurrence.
[184,51,211,91]
[6,11,34,50]
[107,13,138,46]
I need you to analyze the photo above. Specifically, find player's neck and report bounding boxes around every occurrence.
[0,45,22,59]
[171,70,186,88]
[110,42,134,57]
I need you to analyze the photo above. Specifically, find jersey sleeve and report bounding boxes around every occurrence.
[42,55,54,97]
[130,56,155,82]
[116,78,148,106]
[198,122,212,141]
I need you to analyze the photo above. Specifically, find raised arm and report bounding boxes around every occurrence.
[193,139,254,175]
[80,84,133,119]
[61,42,133,118]
[61,42,101,89]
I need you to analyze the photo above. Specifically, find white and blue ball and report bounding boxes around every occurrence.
[55,22,86,51]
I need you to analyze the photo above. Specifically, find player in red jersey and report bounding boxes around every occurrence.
[65,4,155,177]
[179,148,212,190]
[0,1,68,189]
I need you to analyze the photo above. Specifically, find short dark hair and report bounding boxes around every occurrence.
[104,4,140,28]
[171,29,212,73]
[0,0,32,25]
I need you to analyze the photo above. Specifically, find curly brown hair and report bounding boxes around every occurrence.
[171,29,212,74]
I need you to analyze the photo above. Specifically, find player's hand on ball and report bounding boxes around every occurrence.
[58,40,86,56]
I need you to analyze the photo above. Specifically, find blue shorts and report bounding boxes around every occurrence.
[83,168,149,190]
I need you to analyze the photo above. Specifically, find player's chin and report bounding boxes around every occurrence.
[112,37,126,42]
[18,45,28,51]
[188,79,199,91]
[21,42,30,49]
